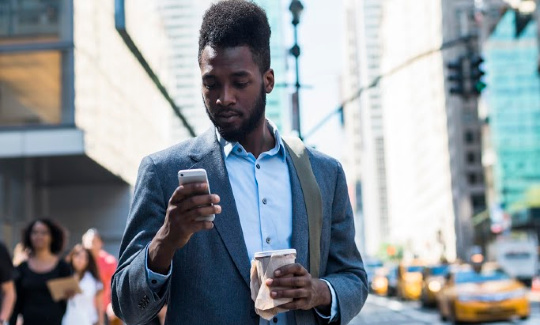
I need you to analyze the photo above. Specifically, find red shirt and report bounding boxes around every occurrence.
[97,250,117,310]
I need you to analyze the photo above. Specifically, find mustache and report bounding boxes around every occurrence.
[215,109,243,117]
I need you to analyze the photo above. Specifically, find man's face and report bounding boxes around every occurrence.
[200,45,274,142]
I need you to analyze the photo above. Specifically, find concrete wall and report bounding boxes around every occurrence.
[73,0,181,186]
[48,183,131,258]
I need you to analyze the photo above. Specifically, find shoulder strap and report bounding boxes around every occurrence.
[282,136,322,279]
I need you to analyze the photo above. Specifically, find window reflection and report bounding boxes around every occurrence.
[0,0,61,38]
[0,50,62,126]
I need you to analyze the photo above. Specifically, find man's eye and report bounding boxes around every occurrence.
[235,82,249,88]
[204,83,216,89]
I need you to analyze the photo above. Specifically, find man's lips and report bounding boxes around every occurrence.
[216,111,242,122]
[217,110,241,118]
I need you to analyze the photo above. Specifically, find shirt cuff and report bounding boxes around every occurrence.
[315,279,339,322]
[145,244,172,292]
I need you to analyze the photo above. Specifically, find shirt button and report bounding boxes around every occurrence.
[266,237,271,244]
[151,279,157,284]
[262,198,267,204]
[237,148,242,153]
[256,164,260,169]
[273,317,278,323]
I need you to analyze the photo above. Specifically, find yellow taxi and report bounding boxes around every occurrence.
[371,267,389,296]
[397,262,425,300]
[437,264,530,323]
[420,264,449,307]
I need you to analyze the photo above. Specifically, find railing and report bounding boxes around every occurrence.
[0,0,61,37]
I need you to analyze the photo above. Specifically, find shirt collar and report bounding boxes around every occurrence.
[216,120,286,161]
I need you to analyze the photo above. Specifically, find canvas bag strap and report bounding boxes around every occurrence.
[282,136,322,278]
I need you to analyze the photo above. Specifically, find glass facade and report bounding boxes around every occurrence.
[0,0,64,38]
[0,0,72,128]
[254,0,288,132]
[484,10,540,210]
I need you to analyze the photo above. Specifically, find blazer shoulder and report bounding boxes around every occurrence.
[146,128,217,167]
[305,146,342,171]
[147,138,196,165]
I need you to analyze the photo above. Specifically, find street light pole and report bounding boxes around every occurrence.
[289,0,303,140]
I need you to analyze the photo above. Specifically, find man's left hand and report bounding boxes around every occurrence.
[266,263,331,312]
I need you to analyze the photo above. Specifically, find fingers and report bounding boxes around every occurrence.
[268,273,310,289]
[168,183,221,220]
[274,263,308,277]
[169,183,217,205]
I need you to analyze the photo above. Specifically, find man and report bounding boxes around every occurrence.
[112,1,368,324]
[0,241,15,325]
[82,228,118,324]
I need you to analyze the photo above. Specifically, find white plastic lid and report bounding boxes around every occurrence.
[254,249,297,258]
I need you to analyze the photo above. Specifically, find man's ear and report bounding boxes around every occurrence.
[264,69,275,93]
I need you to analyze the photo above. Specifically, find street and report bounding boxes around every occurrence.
[350,295,540,325]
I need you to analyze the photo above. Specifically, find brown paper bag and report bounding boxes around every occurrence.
[250,249,297,320]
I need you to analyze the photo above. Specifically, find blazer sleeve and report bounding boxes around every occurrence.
[321,162,369,325]
[111,156,170,325]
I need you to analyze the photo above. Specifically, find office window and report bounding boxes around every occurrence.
[471,194,486,213]
[465,130,475,144]
[0,0,64,39]
[466,152,476,164]
[0,50,64,126]
[467,173,478,185]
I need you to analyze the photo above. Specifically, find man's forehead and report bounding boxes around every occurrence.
[200,45,258,71]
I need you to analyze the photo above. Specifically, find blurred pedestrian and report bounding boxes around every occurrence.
[82,229,117,324]
[0,241,15,325]
[63,244,104,325]
[10,219,73,325]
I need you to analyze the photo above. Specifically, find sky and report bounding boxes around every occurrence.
[285,0,347,160]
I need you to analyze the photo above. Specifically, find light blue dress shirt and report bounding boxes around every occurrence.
[145,121,338,324]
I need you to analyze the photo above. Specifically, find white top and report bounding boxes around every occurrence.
[62,271,103,325]
[254,249,297,259]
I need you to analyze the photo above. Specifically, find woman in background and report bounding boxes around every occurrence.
[10,218,72,325]
[63,244,103,325]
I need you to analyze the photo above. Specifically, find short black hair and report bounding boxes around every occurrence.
[22,218,66,255]
[198,0,271,73]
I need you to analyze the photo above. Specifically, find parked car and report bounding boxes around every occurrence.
[437,264,530,323]
[420,264,449,307]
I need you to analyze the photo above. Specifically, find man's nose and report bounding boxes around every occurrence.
[216,85,236,107]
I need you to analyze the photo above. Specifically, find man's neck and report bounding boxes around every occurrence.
[239,120,275,159]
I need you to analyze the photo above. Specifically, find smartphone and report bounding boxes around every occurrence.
[177,168,215,222]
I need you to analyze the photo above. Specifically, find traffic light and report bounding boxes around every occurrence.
[470,55,486,95]
[446,58,464,95]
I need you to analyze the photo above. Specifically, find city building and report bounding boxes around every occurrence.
[376,0,485,262]
[483,4,540,226]
[158,0,212,139]
[342,0,389,258]
[0,0,193,254]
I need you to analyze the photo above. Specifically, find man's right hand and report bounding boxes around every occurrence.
[148,182,221,274]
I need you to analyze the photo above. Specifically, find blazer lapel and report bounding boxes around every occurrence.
[287,154,309,271]
[188,129,251,288]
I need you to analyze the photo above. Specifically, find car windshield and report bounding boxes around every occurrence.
[407,266,424,273]
[455,270,510,284]
[430,265,449,276]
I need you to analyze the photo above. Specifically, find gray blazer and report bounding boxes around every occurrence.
[112,128,368,325]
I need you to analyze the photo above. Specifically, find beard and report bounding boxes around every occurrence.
[205,84,266,143]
